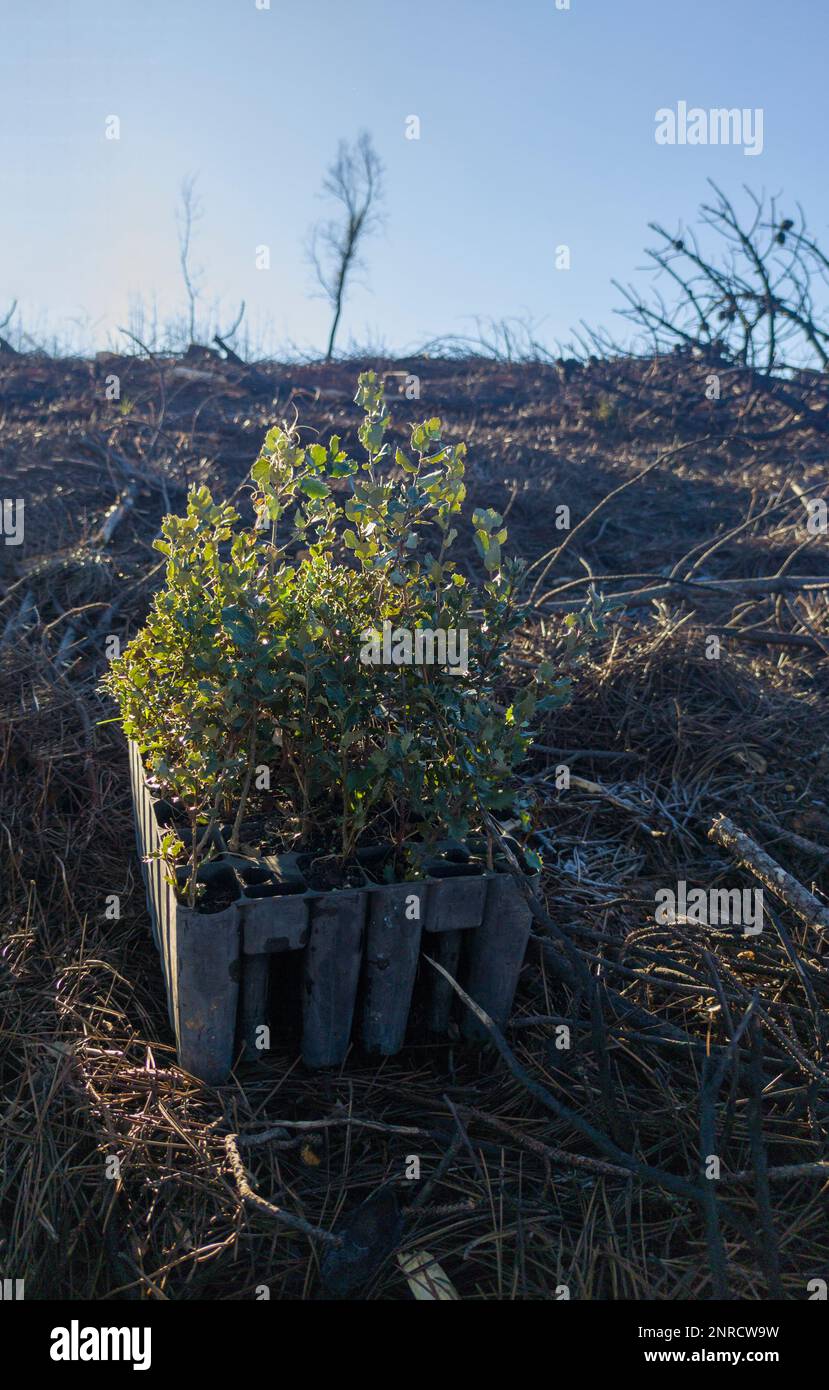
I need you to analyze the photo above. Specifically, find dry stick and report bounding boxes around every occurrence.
[540,569,717,600]
[49,600,115,670]
[475,827,809,1262]
[223,1133,342,1246]
[539,574,829,614]
[676,484,801,582]
[526,436,727,603]
[708,814,829,932]
[456,1103,635,1181]
[236,1117,425,1141]
[772,534,819,590]
[501,814,813,1091]
[527,451,667,604]
[536,478,826,605]
[719,1161,829,1184]
[531,446,825,606]
[424,954,704,1204]
[746,997,829,1083]
[94,480,140,546]
[566,773,667,830]
[789,478,814,515]
[236,1117,518,1171]
[711,626,824,653]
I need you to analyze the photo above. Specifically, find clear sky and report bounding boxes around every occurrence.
[1,0,826,357]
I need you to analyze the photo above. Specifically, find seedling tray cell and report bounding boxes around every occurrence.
[129,740,534,1083]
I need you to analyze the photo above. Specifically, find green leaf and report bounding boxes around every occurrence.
[299,476,330,500]
[221,605,257,649]
[395,447,417,474]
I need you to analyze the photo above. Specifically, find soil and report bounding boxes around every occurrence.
[194,881,237,914]
[301,855,366,891]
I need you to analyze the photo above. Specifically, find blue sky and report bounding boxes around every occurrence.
[1,0,826,356]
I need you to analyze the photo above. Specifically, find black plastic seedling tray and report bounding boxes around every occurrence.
[129,739,534,1084]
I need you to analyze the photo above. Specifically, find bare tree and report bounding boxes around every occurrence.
[614,182,829,375]
[308,132,385,360]
[0,299,18,353]
[176,174,204,345]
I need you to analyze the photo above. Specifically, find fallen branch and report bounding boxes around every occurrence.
[711,626,825,653]
[708,814,829,932]
[540,574,829,613]
[457,1103,636,1181]
[223,1132,342,1246]
[94,481,140,546]
[235,1116,425,1141]
[720,1161,829,1184]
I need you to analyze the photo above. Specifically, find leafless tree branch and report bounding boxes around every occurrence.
[615,182,829,375]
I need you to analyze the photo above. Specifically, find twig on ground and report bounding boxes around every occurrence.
[223,1132,342,1246]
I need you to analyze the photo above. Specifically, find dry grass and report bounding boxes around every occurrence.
[1,347,828,1300]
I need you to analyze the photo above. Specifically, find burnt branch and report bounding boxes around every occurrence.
[616,182,829,375]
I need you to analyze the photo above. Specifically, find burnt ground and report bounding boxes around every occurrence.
[1,346,829,1300]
